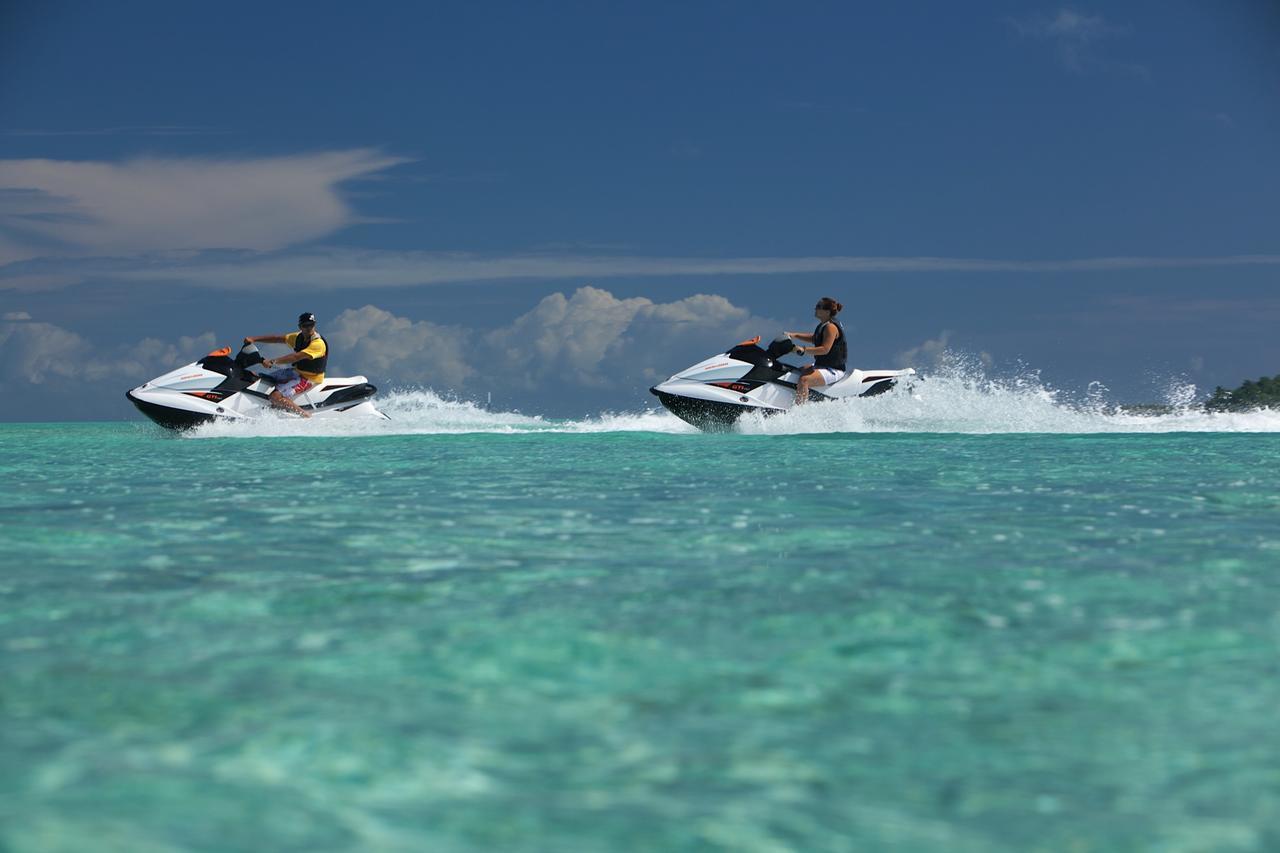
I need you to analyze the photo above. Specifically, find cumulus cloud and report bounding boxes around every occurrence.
[0,287,782,401]
[0,149,407,257]
[484,286,773,390]
[312,288,778,394]
[0,313,216,387]
[327,305,473,387]
[897,331,992,371]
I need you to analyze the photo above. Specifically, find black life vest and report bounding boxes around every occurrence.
[812,320,847,372]
[293,332,328,376]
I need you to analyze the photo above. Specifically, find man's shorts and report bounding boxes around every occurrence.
[265,368,313,399]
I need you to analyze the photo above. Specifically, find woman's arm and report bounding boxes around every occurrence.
[798,324,838,357]
[786,331,816,343]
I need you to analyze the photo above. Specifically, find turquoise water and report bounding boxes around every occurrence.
[4,392,1280,851]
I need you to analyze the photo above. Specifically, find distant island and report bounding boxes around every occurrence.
[1205,374,1280,412]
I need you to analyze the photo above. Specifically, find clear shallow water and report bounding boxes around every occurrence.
[4,394,1280,851]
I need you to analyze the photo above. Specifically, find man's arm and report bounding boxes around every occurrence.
[261,336,324,369]
[243,333,288,345]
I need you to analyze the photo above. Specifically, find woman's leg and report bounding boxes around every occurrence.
[795,370,827,404]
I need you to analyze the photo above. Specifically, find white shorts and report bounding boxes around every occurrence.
[811,368,844,385]
[266,368,314,399]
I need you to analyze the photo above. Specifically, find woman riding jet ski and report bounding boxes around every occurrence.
[651,294,916,430]
[650,335,914,430]
[126,341,387,430]
[652,294,914,430]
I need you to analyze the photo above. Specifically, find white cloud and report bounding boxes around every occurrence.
[896,331,993,370]
[10,246,1279,292]
[485,286,776,389]
[0,317,216,386]
[327,305,473,387]
[0,150,407,256]
[0,288,780,398]
[897,331,954,369]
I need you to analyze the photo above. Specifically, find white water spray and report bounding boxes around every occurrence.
[185,355,1280,438]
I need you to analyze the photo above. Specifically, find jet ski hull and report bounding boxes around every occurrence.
[126,390,217,430]
[649,388,776,431]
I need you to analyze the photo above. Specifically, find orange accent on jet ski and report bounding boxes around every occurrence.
[736,336,761,347]
[207,346,232,357]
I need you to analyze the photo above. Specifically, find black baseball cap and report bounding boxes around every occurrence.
[298,312,316,326]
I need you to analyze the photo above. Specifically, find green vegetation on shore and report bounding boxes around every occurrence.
[1206,374,1280,412]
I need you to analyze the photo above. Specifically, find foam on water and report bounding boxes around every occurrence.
[185,356,1280,439]
[740,374,1280,435]
[186,388,696,438]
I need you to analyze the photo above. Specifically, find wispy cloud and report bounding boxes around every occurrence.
[5,247,1275,292]
[1007,8,1146,76]
[0,150,409,256]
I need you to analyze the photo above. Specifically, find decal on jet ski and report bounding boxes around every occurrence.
[710,381,759,394]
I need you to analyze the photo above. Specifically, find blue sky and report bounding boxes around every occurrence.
[1,1,1278,419]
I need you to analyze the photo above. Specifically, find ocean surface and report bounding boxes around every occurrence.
[4,378,1280,852]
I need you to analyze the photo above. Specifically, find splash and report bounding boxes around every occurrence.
[185,360,1280,439]
[738,356,1280,435]
[185,388,696,438]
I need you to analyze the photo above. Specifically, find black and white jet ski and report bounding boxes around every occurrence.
[650,335,915,430]
[126,342,388,430]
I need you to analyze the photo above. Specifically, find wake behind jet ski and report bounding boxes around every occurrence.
[650,335,915,430]
[127,342,387,430]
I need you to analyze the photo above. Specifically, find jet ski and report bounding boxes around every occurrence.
[126,342,388,429]
[650,335,915,430]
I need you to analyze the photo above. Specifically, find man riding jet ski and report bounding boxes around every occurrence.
[126,340,387,430]
[650,334,915,430]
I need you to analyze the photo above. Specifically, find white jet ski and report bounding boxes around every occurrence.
[650,335,915,430]
[127,342,388,430]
